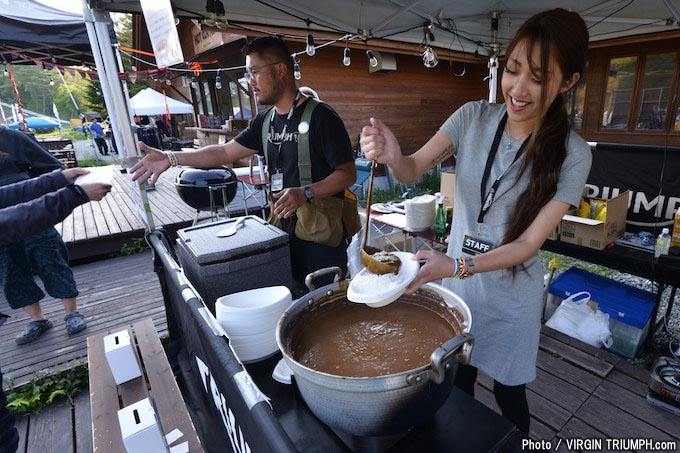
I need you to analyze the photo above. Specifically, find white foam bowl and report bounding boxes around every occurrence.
[216,286,292,336]
[346,252,420,308]
[228,329,279,363]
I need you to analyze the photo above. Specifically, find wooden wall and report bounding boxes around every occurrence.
[292,45,488,154]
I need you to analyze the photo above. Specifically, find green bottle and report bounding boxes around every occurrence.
[435,202,446,243]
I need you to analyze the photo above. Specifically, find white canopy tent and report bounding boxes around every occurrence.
[129,88,194,116]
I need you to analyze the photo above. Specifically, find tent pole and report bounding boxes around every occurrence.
[81,0,155,231]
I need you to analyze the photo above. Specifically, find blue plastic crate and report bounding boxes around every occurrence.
[547,267,655,359]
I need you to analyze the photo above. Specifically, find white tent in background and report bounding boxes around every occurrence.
[129,88,194,116]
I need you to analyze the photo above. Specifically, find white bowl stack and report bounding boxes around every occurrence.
[215,286,292,363]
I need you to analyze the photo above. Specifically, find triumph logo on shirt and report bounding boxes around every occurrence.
[268,131,298,144]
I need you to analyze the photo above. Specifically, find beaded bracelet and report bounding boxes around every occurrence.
[165,151,179,167]
[451,256,475,279]
[451,257,466,279]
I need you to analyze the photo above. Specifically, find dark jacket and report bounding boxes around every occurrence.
[0,170,89,246]
[0,126,62,186]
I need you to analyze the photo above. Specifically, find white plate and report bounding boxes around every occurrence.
[370,203,394,214]
[346,251,419,308]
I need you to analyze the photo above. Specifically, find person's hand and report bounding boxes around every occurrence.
[360,118,402,165]
[80,182,112,202]
[62,168,90,184]
[130,141,170,184]
[272,187,305,219]
[404,250,456,294]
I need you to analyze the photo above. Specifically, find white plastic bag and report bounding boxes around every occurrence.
[545,291,613,348]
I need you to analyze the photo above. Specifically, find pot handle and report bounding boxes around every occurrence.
[304,266,342,291]
[429,332,475,384]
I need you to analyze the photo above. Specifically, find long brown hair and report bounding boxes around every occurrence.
[501,9,588,250]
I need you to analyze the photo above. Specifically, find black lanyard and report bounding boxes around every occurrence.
[477,113,531,224]
[268,90,301,172]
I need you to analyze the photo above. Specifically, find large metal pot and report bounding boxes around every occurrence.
[175,167,238,210]
[276,268,474,437]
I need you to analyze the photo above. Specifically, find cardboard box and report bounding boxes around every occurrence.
[117,398,168,453]
[104,330,142,385]
[439,171,455,207]
[559,191,629,250]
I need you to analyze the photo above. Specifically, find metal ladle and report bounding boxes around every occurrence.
[361,159,402,275]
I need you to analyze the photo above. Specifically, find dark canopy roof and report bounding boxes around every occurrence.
[0,0,115,68]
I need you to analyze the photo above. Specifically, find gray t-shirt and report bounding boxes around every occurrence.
[440,100,592,385]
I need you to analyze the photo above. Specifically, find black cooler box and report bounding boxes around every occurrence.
[176,216,292,312]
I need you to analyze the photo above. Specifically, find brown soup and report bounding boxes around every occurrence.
[290,295,461,377]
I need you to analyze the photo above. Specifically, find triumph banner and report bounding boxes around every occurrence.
[586,143,680,233]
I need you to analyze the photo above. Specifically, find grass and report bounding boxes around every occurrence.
[539,250,618,278]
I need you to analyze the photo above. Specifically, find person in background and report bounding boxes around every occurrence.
[0,167,111,453]
[360,8,591,435]
[0,126,89,345]
[130,36,356,292]
[89,117,109,155]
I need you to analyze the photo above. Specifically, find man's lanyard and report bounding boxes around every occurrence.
[477,113,531,224]
[268,90,302,172]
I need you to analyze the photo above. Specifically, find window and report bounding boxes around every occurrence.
[635,52,675,131]
[602,56,637,130]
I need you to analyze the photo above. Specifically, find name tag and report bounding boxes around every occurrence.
[462,234,494,256]
[271,172,284,192]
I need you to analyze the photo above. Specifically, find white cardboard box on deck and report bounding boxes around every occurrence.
[104,330,142,385]
[117,397,169,453]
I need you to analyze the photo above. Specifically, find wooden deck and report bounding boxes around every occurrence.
[0,251,165,389]
[55,165,268,261]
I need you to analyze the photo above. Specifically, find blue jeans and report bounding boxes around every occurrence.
[0,228,78,309]
[0,367,19,453]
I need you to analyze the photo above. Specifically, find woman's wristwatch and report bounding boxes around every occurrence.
[461,256,475,278]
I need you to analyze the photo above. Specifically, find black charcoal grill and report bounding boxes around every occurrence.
[175,168,238,224]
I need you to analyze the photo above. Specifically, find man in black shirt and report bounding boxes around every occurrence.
[131,37,356,290]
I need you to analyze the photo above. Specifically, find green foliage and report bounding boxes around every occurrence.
[5,366,89,415]
[76,159,117,168]
[362,168,442,203]
[116,238,151,256]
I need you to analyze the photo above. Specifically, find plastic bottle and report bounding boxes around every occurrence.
[654,228,671,258]
[435,202,446,243]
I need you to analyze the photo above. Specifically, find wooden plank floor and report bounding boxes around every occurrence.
[0,251,166,389]
[54,166,268,261]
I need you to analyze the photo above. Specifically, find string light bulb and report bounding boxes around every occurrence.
[306,34,315,56]
[294,62,301,80]
[343,47,351,67]
[366,49,378,68]
[3,65,7,76]
[215,71,222,90]
[191,76,199,88]
[49,78,55,86]
[181,75,187,87]
[423,46,439,68]
[165,74,172,85]
[132,64,137,72]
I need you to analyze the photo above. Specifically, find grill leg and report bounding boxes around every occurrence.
[192,210,201,226]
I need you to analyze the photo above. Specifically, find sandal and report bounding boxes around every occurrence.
[64,312,87,335]
[15,319,53,345]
